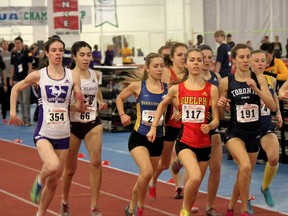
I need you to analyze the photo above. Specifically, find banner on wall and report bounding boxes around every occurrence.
[53,0,80,36]
[0,6,91,26]
[0,7,47,25]
[94,0,118,27]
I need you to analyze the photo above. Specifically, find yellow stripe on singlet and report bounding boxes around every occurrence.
[134,103,141,131]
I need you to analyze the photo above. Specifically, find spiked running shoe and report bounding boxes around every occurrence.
[174,187,183,199]
[247,199,254,215]
[261,186,275,207]
[125,205,134,216]
[190,206,199,213]
[172,158,183,174]
[148,185,156,201]
[205,207,221,216]
[180,209,190,216]
[91,208,102,216]
[30,176,43,204]
[225,202,234,216]
[136,207,144,216]
[60,202,70,216]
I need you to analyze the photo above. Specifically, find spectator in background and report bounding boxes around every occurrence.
[196,34,204,48]
[286,38,288,58]
[227,34,235,48]
[31,43,40,70]
[260,42,288,88]
[10,36,33,126]
[30,43,40,122]
[187,40,195,49]
[103,44,114,66]
[122,41,133,64]
[137,47,144,57]
[214,30,232,78]
[90,44,102,69]
[63,48,72,68]
[8,42,15,52]
[0,40,12,111]
[262,35,270,44]
[0,55,8,124]
[273,35,282,58]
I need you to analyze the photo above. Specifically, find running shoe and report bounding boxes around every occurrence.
[30,176,43,204]
[247,199,254,215]
[172,158,183,174]
[190,206,199,213]
[91,207,102,216]
[206,207,221,216]
[180,209,190,216]
[261,186,275,207]
[148,185,156,200]
[173,187,183,199]
[136,207,144,216]
[60,202,70,216]
[125,205,134,216]
[225,202,234,216]
[2,119,9,124]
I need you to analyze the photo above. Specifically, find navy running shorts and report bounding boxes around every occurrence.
[128,130,164,157]
[33,135,70,150]
[223,127,260,153]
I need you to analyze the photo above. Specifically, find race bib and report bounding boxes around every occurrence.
[182,104,205,123]
[45,107,68,125]
[142,110,163,126]
[73,107,97,123]
[236,104,259,123]
[261,105,271,116]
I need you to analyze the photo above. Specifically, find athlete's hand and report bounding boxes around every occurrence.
[246,78,259,92]
[200,124,210,134]
[283,90,288,99]
[276,113,283,129]
[9,114,24,126]
[99,102,108,110]
[146,127,156,143]
[218,96,230,108]
[170,111,180,121]
[120,114,131,126]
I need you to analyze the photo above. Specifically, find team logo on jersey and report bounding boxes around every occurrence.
[84,94,96,105]
[45,85,69,103]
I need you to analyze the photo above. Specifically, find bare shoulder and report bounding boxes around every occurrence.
[220,76,228,86]
[161,67,171,84]
[129,80,142,90]
[215,73,222,82]
[27,70,41,84]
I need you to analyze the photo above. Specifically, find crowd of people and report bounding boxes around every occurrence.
[1,30,288,216]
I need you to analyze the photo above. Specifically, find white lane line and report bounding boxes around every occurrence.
[0,157,176,216]
[0,189,59,215]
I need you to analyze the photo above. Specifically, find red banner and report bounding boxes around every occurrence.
[53,0,78,12]
[54,16,79,30]
[53,0,79,35]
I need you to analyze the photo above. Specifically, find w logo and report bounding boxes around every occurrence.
[45,85,69,103]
